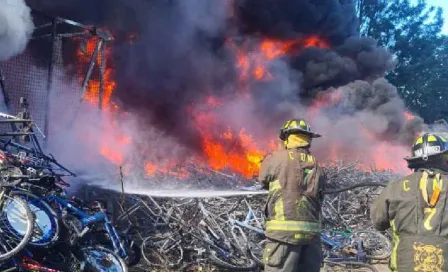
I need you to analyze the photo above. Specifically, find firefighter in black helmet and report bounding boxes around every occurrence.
[259,118,327,272]
[371,133,448,272]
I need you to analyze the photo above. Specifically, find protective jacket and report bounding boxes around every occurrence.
[371,168,448,272]
[259,147,326,245]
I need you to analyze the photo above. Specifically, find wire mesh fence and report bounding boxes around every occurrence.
[0,10,112,148]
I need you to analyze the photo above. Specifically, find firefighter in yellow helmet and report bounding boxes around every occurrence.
[259,118,327,272]
[371,133,448,272]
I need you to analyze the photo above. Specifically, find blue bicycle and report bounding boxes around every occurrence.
[11,176,140,270]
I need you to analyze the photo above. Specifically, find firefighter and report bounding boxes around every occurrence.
[371,133,448,272]
[259,118,327,272]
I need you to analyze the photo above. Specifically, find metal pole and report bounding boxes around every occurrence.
[0,67,10,111]
[44,18,57,149]
[80,39,102,103]
[0,67,20,142]
[98,40,106,110]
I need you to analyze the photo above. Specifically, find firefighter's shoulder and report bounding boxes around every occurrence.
[386,171,422,191]
[260,149,285,163]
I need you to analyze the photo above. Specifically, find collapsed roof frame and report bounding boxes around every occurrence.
[0,10,114,145]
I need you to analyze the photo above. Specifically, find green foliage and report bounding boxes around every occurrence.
[355,0,446,122]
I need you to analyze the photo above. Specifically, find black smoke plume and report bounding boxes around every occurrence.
[235,0,359,44]
[25,0,425,173]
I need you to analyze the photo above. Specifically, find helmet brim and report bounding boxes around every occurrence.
[285,128,322,138]
[404,150,448,161]
[404,151,448,170]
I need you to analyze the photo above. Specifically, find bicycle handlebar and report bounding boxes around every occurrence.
[0,175,35,187]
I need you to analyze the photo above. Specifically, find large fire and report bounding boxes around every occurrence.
[75,33,410,179]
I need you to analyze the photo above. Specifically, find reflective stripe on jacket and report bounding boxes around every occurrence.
[259,148,326,245]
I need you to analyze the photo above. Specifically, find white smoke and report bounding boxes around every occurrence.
[0,0,34,61]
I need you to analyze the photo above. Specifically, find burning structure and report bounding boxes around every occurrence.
[1,0,426,188]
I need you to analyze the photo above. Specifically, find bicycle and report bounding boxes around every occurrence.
[321,231,379,272]
[140,196,257,271]
[222,194,390,269]
[224,196,265,266]
[0,249,64,272]
[0,168,34,262]
[11,175,140,268]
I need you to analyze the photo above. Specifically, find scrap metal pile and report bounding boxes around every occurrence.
[79,162,396,271]
[0,97,394,272]
[0,98,140,272]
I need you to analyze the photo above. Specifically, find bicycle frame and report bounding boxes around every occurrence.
[229,206,369,263]
[229,211,264,235]
[16,256,62,272]
[321,233,367,263]
[43,195,128,258]
[228,199,264,236]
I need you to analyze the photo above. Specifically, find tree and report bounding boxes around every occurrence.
[355,0,446,122]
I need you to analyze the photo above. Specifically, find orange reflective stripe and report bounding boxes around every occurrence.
[430,188,441,207]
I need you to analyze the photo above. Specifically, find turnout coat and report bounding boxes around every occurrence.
[371,169,448,272]
[258,147,326,245]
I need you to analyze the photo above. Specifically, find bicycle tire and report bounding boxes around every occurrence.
[354,231,392,260]
[323,261,378,272]
[248,239,265,267]
[9,191,60,247]
[209,248,257,271]
[141,233,183,269]
[323,182,387,194]
[0,195,34,261]
[75,246,128,272]
[118,236,141,267]
[81,230,141,267]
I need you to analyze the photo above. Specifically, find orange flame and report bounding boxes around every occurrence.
[309,89,343,117]
[76,37,116,111]
[75,32,409,179]
[229,35,330,86]
[404,111,414,120]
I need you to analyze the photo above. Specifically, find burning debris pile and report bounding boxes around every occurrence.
[76,161,394,271]
[0,96,392,271]
[17,0,425,185]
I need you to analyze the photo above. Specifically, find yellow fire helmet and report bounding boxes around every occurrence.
[279,118,321,141]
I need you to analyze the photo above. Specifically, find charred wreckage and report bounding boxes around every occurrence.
[0,98,393,271]
[0,0,440,271]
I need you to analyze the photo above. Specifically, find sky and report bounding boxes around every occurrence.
[426,0,448,33]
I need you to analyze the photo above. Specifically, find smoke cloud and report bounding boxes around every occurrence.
[0,0,34,61]
[22,0,426,177]
[235,0,359,44]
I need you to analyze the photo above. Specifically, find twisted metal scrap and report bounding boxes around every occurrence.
[79,161,398,271]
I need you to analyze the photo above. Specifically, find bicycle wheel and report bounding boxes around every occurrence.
[116,235,141,267]
[249,239,265,267]
[208,244,257,271]
[81,230,141,267]
[354,231,392,260]
[76,246,128,272]
[323,261,378,272]
[0,195,34,261]
[141,233,183,269]
[10,191,60,247]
